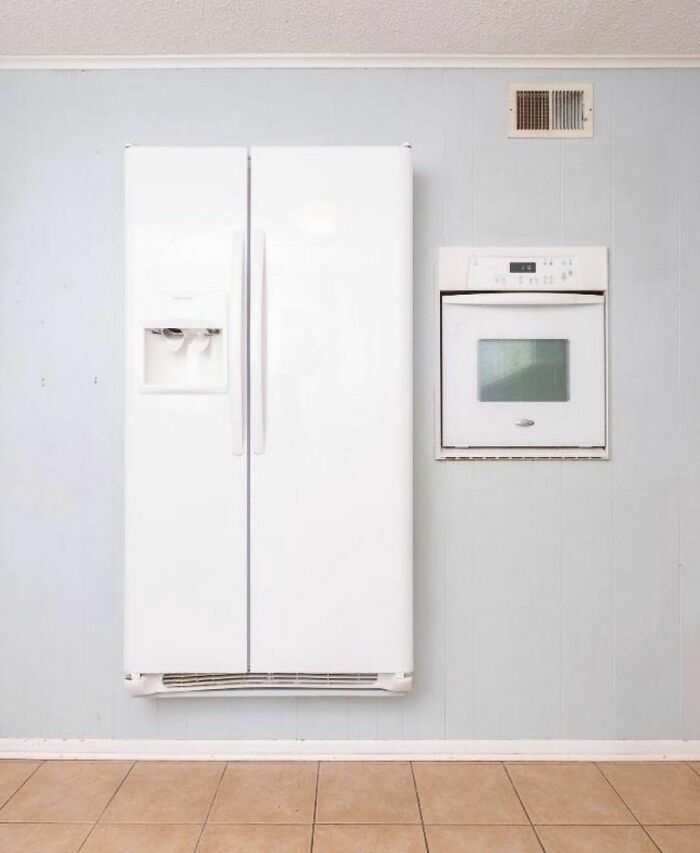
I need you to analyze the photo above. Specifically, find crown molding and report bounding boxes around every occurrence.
[0,53,699,70]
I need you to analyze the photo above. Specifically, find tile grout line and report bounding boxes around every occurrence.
[409,761,430,852]
[533,823,664,852]
[0,759,45,813]
[2,820,238,826]
[592,762,640,825]
[592,762,663,853]
[531,824,549,852]
[501,762,546,853]
[638,825,664,852]
[193,760,227,853]
[310,761,320,853]
[76,760,135,853]
[687,761,700,778]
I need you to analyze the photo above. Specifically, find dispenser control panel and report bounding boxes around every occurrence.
[468,255,579,290]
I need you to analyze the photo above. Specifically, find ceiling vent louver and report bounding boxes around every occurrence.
[509,84,593,138]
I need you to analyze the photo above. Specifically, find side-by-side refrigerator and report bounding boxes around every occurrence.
[124,146,413,696]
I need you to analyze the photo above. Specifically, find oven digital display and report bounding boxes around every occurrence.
[510,261,536,273]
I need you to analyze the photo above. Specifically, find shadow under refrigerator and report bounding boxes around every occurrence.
[124,146,413,696]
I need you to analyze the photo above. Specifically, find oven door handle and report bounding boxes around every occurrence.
[442,292,604,307]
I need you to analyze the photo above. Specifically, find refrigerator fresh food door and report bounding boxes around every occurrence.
[249,146,413,674]
[441,292,606,448]
[124,147,249,674]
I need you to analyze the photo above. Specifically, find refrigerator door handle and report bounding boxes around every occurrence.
[232,231,246,455]
[251,230,266,455]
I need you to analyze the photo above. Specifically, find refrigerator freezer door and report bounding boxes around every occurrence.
[249,146,413,674]
[124,147,248,674]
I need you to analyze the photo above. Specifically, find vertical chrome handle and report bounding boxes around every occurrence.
[232,232,245,455]
[251,230,266,455]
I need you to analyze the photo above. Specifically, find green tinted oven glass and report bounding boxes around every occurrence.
[477,339,569,402]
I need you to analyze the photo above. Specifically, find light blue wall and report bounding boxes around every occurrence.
[1,68,698,740]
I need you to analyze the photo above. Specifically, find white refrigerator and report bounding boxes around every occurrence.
[124,146,413,696]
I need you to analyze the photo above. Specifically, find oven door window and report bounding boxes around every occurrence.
[440,294,606,449]
[477,339,569,402]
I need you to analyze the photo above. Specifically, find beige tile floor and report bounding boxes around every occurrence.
[1,760,700,851]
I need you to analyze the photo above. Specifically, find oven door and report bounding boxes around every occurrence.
[441,292,605,448]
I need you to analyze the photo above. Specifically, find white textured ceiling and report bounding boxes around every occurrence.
[0,0,698,56]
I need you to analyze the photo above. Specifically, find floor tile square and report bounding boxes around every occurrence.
[536,826,657,852]
[506,762,634,824]
[312,824,426,852]
[198,824,312,852]
[209,762,317,824]
[0,760,131,823]
[81,823,201,852]
[426,825,541,852]
[0,822,91,852]
[599,762,700,824]
[413,762,528,825]
[0,761,41,808]
[645,825,700,852]
[101,761,223,824]
[315,762,420,824]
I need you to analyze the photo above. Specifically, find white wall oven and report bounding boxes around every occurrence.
[435,247,608,460]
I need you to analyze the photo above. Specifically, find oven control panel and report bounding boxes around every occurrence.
[468,255,580,290]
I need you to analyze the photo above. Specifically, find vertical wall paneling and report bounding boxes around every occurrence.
[611,71,681,737]
[469,70,564,737]
[442,70,476,737]
[0,68,697,741]
[443,462,476,737]
[473,70,562,245]
[443,70,474,245]
[469,463,563,737]
[0,73,50,737]
[559,70,615,737]
[389,70,447,739]
[678,72,700,738]
[224,699,297,740]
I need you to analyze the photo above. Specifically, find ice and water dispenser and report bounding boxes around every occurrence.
[141,291,228,393]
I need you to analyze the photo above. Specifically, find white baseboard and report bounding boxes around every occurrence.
[2,738,700,761]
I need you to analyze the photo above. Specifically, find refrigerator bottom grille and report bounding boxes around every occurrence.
[126,671,412,696]
[163,672,379,689]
